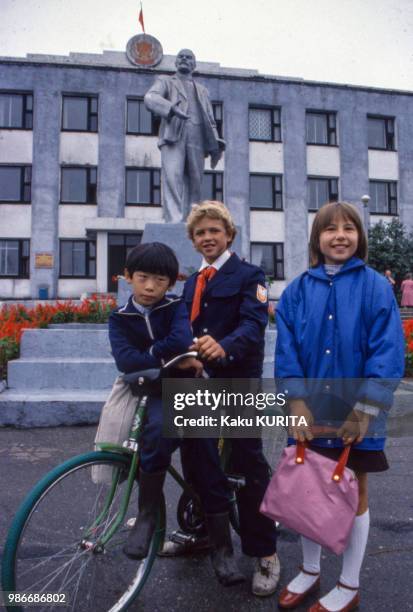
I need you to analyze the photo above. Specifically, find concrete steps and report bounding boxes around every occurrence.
[0,324,277,427]
[1,323,118,426]
[8,358,118,390]
[20,328,112,358]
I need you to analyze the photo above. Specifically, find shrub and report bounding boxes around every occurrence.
[0,295,117,382]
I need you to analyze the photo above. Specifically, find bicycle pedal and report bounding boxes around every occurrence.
[170,530,198,545]
[227,475,246,490]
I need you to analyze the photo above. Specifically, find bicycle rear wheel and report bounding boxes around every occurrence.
[2,451,165,612]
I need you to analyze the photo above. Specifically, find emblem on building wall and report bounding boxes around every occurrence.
[126,34,163,67]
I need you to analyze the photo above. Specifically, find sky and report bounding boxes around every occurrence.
[1,0,413,91]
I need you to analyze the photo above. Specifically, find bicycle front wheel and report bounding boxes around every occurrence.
[2,451,165,612]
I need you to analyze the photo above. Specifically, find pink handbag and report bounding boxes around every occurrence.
[260,442,359,554]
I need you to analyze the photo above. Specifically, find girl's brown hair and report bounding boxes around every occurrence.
[309,201,368,267]
[186,200,237,244]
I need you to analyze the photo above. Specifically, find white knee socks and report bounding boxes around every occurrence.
[286,536,321,594]
[319,509,370,611]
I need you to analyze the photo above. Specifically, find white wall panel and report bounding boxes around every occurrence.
[59,205,97,237]
[58,278,97,298]
[0,205,31,236]
[60,133,98,165]
[307,145,340,176]
[0,131,33,163]
[0,279,30,299]
[125,136,161,166]
[249,142,283,173]
[368,150,398,180]
[250,211,284,242]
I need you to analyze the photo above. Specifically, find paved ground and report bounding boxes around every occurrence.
[0,425,412,612]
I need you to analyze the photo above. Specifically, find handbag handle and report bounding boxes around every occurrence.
[295,442,351,483]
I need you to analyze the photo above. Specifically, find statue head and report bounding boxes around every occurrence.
[175,49,196,75]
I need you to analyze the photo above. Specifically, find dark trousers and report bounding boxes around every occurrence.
[139,397,229,514]
[181,437,277,558]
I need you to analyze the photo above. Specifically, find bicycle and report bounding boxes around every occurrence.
[1,352,248,612]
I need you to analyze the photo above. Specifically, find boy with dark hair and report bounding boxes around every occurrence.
[109,242,237,580]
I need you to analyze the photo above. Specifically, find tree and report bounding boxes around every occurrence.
[368,219,413,283]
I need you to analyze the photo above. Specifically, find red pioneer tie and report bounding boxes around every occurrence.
[190,266,217,322]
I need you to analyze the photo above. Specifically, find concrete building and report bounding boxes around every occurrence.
[1,47,412,300]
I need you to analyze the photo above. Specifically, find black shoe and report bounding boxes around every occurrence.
[123,469,166,560]
[205,512,245,587]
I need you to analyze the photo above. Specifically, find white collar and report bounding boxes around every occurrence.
[132,297,152,315]
[199,249,231,272]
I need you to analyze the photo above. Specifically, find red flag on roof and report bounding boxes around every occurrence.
[138,4,145,33]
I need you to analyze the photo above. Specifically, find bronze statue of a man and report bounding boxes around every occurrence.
[144,49,225,222]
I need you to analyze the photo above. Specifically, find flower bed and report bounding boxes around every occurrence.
[0,295,117,381]
[403,319,413,377]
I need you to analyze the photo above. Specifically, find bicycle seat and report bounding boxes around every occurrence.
[121,368,161,396]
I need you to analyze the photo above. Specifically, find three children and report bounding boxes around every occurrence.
[108,199,404,610]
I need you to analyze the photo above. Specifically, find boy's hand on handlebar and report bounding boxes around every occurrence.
[288,399,314,442]
[175,357,204,377]
[190,335,226,362]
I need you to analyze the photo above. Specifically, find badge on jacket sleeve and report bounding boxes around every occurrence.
[256,284,268,303]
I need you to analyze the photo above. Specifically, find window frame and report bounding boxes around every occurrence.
[61,94,98,133]
[369,180,398,216]
[0,238,30,278]
[0,164,32,203]
[249,106,282,143]
[59,239,97,278]
[125,167,161,207]
[201,171,224,202]
[60,166,97,204]
[250,241,285,281]
[306,110,338,146]
[249,173,283,211]
[307,176,339,212]
[0,91,33,130]
[367,115,396,151]
[126,97,160,136]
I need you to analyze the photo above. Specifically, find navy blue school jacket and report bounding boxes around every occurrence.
[183,253,268,378]
[109,295,193,374]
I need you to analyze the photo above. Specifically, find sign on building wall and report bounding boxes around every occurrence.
[35,252,54,269]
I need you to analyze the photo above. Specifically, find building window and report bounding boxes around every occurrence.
[249,107,281,142]
[369,181,397,215]
[0,92,33,129]
[126,98,160,135]
[307,177,338,211]
[367,116,395,150]
[251,242,284,280]
[0,165,31,202]
[60,240,96,277]
[306,111,337,146]
[126,168,161,205]
[62,95,98,132]
[212,102,223,138]
[61,167,97,204]
[0,239,30,277]
[250,174,283,210]
[201,172,224,201]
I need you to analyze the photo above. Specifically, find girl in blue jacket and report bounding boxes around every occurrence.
[275,202,404,612]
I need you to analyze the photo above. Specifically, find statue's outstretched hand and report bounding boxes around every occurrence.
[171,102,189,120]
[210,150,222,169]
